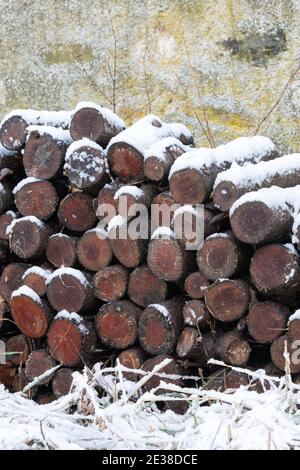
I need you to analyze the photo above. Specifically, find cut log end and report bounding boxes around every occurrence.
[77,230,112,271]
[128,265,167,307]
[107,143,144,181]
[271,334,300,373]
[170,168,205,204]
[15,180,58,220]
[213,181,240,212]
[118,347,145,381]
[11,294,52,338]
[205,279,250,323]
[141,355,184,393]
[183,300,212,329]
[52,368,74,398]
[247,301,288,344]
[7,334,30,366]
[93,265,128,302]
[0,116,27,150]
[46,234,77,268]
[58,193,97,232]
[147,238,187,282]
[25,350,56,385]
[47,272,93,313]
[184,272,209,299]
[24,132,66,179]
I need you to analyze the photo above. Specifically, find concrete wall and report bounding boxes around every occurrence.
[1,0,300,152]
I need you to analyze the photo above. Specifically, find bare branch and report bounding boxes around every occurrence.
[143,42,152,113]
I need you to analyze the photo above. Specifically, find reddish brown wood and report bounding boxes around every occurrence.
[205,279,250,322]
[47,268,94,313]
[109,225,147,268]
[247,301,289,344]
[0,239,9,263]
[144,140,185,182]
[0,263,31,303]
[0,363,16,388]
[58,192,97,232]
[271,334,300,373]
[35,393,56,405]
[64,141,107,193]
[138,298,184,355]
[184,272,210,299]
[197,232,251,281]
[11,287,54,338]
[107,142,144,182]
[206,369,250,392]
[147,232,193,282]
[23,130,68,179]
[25,350,56,385]
[215,331,251,366]
[48,314,97,367]
[14,179,58,220]
[151,192,176,231]
[22,267,51,297]
[230,200,293,245]
[46,234,78,268]
[12,369,32,394]
[95,300,142,349]
[250,244,300,305]
[128,265,168,307]
[176,327,214,366]
[0,211,16,240]
[70,105,125,147]
[77,229,112,271]
[96,184,118,222]
[8,217,52,259]
[141,355,184,393]
[6,334,30,366]
[52,368,74,398]
[93,265,129,302]
[0,115,28,150]
[115,184,157,219]
[183,300,212,329]
[0,295,11,332]
[118,347,146,381]
[0,181,13,214]
[288,316,300,343]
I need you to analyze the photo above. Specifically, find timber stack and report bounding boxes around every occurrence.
[1,100,300,410]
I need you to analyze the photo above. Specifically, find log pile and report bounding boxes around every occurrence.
[1,101,300,410]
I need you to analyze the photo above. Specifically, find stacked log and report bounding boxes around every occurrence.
[2,102,300,408]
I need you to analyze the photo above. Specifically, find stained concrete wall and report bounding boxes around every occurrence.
[1,0,300,152]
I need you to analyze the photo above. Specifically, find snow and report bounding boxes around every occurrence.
[49,233,69,239]
[167,122,193,142]
[64,139,106,184]
[114,185,144,199]
[84,227,108,239]
[206,232,230,240]
[6,216,44,236]
[55,310,88,334]
[169,136,275,179]
[173,205,198,217]
[13,177,42,195]
[107,215,127,233]
[23,364,61,394]
[4,210,16,218]
[65,138,103,161]
[22,266,51,281]
[0,143,17,156]
[107,114,176,156]
[214,153,300,189]
[47,268,90,287]
[11,285,42,305]
[1,360,300,449]
[151,226,176,239]
[144,137,188,161]
[0,109,72,128]
[73,102,125,130]
[148,304,171,320]
[288,310,300,324]
[26,125,72,144]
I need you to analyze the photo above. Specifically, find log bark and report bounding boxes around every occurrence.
[0,295,12,333]
[176,327,215,366]
[270,334,300,373]
[0,181,13,214]
[47,315,97,367]
[128,265,168,307]
[69,104,125,147]
[215,331,251,366]
[6,334,31,366]
[141,354,184,393]
[93,265,129,302]
[138,298,184,355]
[47,268,94,313]
[250,244,300,305]
[7,217,52,259]
[184,272,210,299]
[14,179,58,220]
[182,300,213,329]
[64,140,107,194]
[205,279,250,322]
[52,368,74,398]
[246,301,289,344]
[0,263,31,303]
[22,267,51,297]
[77,229,112,272]
[46,234,78,268]
[25,350,57,385]
[144,140,185,182]
[23,129,69,179]
[0,364,16,388]
[197,232,251,281]
[95,300,142,349]
[0,210,16,240]
[118,347,146,381]
[11,287,54,338]
[58,192,97,232]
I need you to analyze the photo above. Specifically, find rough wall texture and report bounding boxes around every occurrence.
[0,0,300,152]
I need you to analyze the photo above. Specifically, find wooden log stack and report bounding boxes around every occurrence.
[0,101,300,410]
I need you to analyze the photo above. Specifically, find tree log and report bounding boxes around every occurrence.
[247,301,289,344]
[144,138,186,182]
[52,368,74,398]
[14,178,58,220]
[46,234,78,268]
[95,300,141,349]
[0,181,13,215]
[7,216,52,259]
[11,286,54,338]
[197,232,251,281]
[77,228,112,271]
[22,266,51,297]
[0,364,16,388]
[118,347,146,381]
[6,334,31,366]
[205,279,250,322]
[96,184,118,222]
[151,192,176,232]
[69,103,125,148]
[141,354,184,393]
[0,263,31,303]
[47,268,94,313]
[93,265,129,302]
[58,192,97,232]
[184,272,210,299]
[270,334,300,373]
[250,244,300,305]
[215,331,251,366]
[25,350,57,385]
[114,184,157,219]
[128,265,168,307]
[182,300,212,329]
[138,298,184,355]
[108,216,147,268]
[0,210,16,240]
[47,313,97,367]
[176,327,214,366]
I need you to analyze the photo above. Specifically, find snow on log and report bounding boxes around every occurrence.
[144,137,187,182]
[184,272,210,299]
[176,327,214,365]
[182,299,212,329]
[14,177,58,220]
